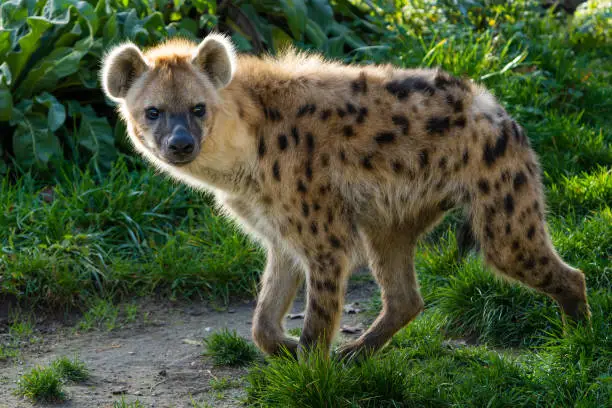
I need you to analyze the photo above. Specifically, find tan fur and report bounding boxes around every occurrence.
[101,35,590,358]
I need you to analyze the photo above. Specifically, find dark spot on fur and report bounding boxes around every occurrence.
[392,160,403,173]
[306,132,315,153]
[329,235,341,248]
[291,126,300,146]
[453,116,466,128]
[258,135,266,158]
[426,116,451,135]
[483,125,510,166]
[278,134,288,151]
[419,149,429,168]
[438,157,448,170]
[391,115,410,135]
[375,132,395,145]
[351,72,368,94]
[511,240,520,251]
[272,161,281,181]
[297,180,308,193]
[313,202,320,211]
[539,256,550,265]
[296,222,302,234]
[324,280,337,292]
[361,155,374,170]
[513,171,527,191]
[462,149,469,165]
[305,159,313,181]
[538,272,553,288]
[320,109,332,121]
[434,72,468,90]
[504,194,515,214]
[310,222,318,235]
[343,126,355,137]
[527,225,536,240]
[505,223,511,234]
[385,77,435,100]
[264,107,282,121]
[327,209,334,224]
[339,150,347,163]
[485,226,494,239]
[524,258,536,269]
[321,153,330,167]
[346,102,357,114]
[297,104,316,117]
[309,299,331,322]
[356,107,368,124]
[336,107,346,118]
[302,202,310,217]
[477,179,490,194]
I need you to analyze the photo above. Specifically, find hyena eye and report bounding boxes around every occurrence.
[145,107,160,120]
[191,104,206,118]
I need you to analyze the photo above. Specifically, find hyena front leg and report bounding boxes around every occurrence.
[252,247,304,356]
[298,249,351,356]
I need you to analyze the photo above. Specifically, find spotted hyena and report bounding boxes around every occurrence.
[101,34,590,358]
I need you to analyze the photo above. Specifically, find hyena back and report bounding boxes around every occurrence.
[101,34,589,358]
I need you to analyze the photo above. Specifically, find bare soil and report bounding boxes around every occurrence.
[0,275,376,408]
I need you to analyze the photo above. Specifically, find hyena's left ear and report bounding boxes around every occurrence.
[192,33,236,89]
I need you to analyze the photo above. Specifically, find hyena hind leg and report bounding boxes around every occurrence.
[468,168,590,323]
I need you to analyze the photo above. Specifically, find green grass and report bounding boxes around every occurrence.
[15,355,89,402]
[0,156,263,309]
[51,355,89,382]
[16,366,65,403]
[203,329,260,367]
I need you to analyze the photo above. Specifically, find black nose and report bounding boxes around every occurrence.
[168,129,194,155]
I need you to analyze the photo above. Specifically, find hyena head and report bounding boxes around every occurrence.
[101,34,236,167]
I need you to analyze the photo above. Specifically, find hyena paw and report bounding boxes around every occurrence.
[334,341,374,363]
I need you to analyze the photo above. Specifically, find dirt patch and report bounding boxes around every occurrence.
[0,275,377,408]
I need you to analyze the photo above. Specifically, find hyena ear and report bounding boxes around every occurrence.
[191,33,236,89]
[101,43,149,101]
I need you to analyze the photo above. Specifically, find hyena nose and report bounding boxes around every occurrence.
[168,129,195,155]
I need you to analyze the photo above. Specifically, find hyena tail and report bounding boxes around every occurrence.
[461,117,590,322]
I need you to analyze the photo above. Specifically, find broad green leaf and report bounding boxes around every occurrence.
[78,106,116,169]
[102,13,118,45]
[307,0,334,32]
[0,85,13,122]
[0,30,13,59]
[305,20,327,48]
[17,44,89,98]
[0,0,29,31]
[34,92,66,132]
[12,109,61,168]
[280,0,308,40]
